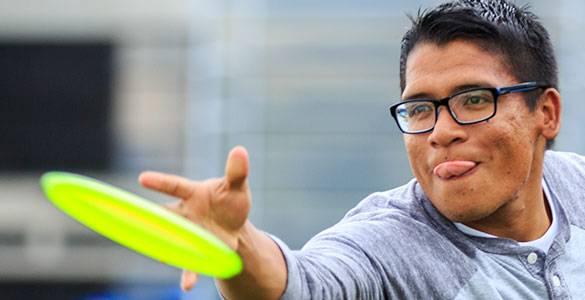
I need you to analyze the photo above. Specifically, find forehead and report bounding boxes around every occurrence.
[402,40,516,99]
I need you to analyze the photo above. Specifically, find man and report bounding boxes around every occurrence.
[139,0,585,299]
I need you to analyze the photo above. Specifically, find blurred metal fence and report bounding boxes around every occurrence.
[0,0,582,299]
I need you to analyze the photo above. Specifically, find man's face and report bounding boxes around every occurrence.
[402,40,547,223]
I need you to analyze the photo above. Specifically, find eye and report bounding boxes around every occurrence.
[460,89,495,107]
[397,107,409,118]
[406,103,433,118]
[464,95,489,105]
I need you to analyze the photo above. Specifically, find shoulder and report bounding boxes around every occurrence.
[308,179,449,251]
[544,150,585,175]
[296,180,476,298]
[543,150,585,227]
[341,179,426,222]
[544,150,585,190]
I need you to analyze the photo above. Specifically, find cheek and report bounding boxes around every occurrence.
[487,115,536,183]
[404,136,428,175]
[497,102,540,144]
[499,112,538,152]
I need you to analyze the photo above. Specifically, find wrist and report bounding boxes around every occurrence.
[218,221,287,300]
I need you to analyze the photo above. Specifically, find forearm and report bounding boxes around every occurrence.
[217,221,287,300]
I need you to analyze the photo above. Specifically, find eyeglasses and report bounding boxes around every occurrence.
[389,82,548,134]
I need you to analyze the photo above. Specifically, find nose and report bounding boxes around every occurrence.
[428,106,468,147]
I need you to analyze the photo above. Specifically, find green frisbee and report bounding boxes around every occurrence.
[40,171,242,279]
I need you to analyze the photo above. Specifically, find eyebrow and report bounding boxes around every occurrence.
[402,83,491,101]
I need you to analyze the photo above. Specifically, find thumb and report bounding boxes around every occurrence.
[225,146,249,189]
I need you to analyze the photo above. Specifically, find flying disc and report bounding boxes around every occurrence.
[40,171,242,279]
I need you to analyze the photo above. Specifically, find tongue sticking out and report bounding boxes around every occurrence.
[433,161,477,179]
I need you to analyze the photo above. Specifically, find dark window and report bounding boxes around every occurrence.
[0,41,113,171]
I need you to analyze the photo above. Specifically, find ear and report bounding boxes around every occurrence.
[537,88,561,141]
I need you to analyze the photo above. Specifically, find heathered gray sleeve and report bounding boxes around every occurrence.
[271,222,387,299]
[269,188,476,300]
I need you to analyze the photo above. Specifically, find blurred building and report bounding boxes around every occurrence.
[0,0,582,299]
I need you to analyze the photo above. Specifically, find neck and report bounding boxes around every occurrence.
[464,190,551,241]
[463,150,552,242]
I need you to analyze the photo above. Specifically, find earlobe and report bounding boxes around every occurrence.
[539,88,561,140]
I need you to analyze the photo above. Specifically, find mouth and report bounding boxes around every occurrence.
[433,160,479,180]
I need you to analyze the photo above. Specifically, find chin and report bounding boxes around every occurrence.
[435,201,496,223]
[446,211,485,223]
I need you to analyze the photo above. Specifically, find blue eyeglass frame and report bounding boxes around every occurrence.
[389,81,549,134]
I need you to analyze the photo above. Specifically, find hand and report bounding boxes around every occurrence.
[138,146,252,291]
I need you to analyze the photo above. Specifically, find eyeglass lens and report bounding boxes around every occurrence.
[396,89,495,133]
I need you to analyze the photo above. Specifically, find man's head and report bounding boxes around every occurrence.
[397,0,562,227]
[400,0,558,110]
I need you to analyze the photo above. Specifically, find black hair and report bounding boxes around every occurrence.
[399,0,558,147]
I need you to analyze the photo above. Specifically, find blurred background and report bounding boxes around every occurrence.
[0,0,583,299]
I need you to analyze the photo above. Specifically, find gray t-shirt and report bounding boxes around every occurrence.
[272,151,585,299]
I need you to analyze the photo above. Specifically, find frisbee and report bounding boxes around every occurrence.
[40,171,242,279]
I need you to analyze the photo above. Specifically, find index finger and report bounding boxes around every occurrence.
[139,171,196,199]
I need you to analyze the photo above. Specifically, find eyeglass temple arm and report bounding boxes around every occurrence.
[497,82,548,95]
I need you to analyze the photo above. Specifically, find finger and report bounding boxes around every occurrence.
[181,270,199,291]
[139,171,195,199]
[224,146,249,190]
